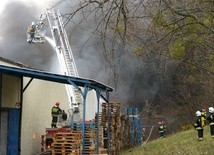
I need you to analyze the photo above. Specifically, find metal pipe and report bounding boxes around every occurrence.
[23,78,33,93]
[82,85,89,155]
[96,89,101,154]
[106,91,110,155]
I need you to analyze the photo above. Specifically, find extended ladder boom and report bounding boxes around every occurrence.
[46,9,82,110]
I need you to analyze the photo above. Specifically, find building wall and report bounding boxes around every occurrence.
[0,61,99,155]
[1,74,21,108]
[21,78,98,155]
[0,73,21,155]
[21,78,69,155]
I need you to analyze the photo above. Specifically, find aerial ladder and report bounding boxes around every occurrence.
[36,9,85,151]
[27,9,83,124]
[45,9,83,123]
[29,9,101,152]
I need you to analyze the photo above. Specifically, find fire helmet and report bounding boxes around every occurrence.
[195,111,201,116]
[201,108,206,112]
[55,102,60,106]
[208,107,214,113]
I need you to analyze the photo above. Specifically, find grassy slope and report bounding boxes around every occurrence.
[121,127,214,155]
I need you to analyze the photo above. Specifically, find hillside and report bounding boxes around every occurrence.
[121,127,214,155]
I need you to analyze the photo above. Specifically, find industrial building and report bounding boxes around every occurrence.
[0,57,112,155]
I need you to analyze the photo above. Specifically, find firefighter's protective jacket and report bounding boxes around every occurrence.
[207,114,214,125]
[158,124,166,133]
[194,116,203,130]
[201,111,207,126]
[28,25,36,34]
[201,111,206,118]
[51,106,62,116]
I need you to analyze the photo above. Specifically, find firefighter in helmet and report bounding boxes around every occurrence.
[194,111,204,141]
[27,22,36,43]
[158,121,166,138]
[51,102,62,128]
[206,107,214,138]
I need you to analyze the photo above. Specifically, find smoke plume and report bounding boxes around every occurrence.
[0,0,58,72]
[54,1,162,106]
[0,0,162,107]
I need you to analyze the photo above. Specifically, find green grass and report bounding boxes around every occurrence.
[121,126,214,155]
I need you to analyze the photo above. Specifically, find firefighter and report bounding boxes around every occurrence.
[194,111,204,141]
[51,102,62,128]
[27,22,36,43]
[158,121,166,138]
[201,108,207,127]
[142,127,146,140]
[206,107,214,138]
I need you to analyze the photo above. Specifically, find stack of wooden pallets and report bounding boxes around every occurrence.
[120,114,131,149]
[99,102,122,155]
[82,122,96,155]
[51,130,82,155]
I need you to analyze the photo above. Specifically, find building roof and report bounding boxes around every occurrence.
[0,57,32,68]
[0,64,113,92]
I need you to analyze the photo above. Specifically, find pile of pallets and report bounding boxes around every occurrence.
[51,131,82,155]
[83,129,96,155]
[50,102,129,155]
[120,114,131,149]
[99,102,122,155]
[81,122,96,155]
[70,123,81,130]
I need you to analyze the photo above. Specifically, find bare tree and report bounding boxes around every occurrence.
[54,0,214,130]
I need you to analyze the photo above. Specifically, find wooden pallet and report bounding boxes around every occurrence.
[52,151,81,155]
[51,131,82,155]
[53,143,81,148]
[54,132,81,135]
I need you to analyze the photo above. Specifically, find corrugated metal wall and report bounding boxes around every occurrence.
[0,109,8,155]
[7,109,20,155]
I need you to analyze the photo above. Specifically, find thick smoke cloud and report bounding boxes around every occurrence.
[0,0,162,106]
[0,1,58,72]
[54,1,162,106]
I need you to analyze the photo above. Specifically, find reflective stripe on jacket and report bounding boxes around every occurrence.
[51,106,62,115]
[158,125,166,132]
[207,114,214,125]
[194,116,203,130]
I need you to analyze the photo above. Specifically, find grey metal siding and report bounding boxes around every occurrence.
[0,110,8,155]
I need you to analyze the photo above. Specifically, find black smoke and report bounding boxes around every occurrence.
[0,0,163,107]
[0,1,58,72]
[51,1,162,107]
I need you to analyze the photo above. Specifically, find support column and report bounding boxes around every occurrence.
[82,85,89,155]
[95,89,101,154]
[106,91,110,155]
